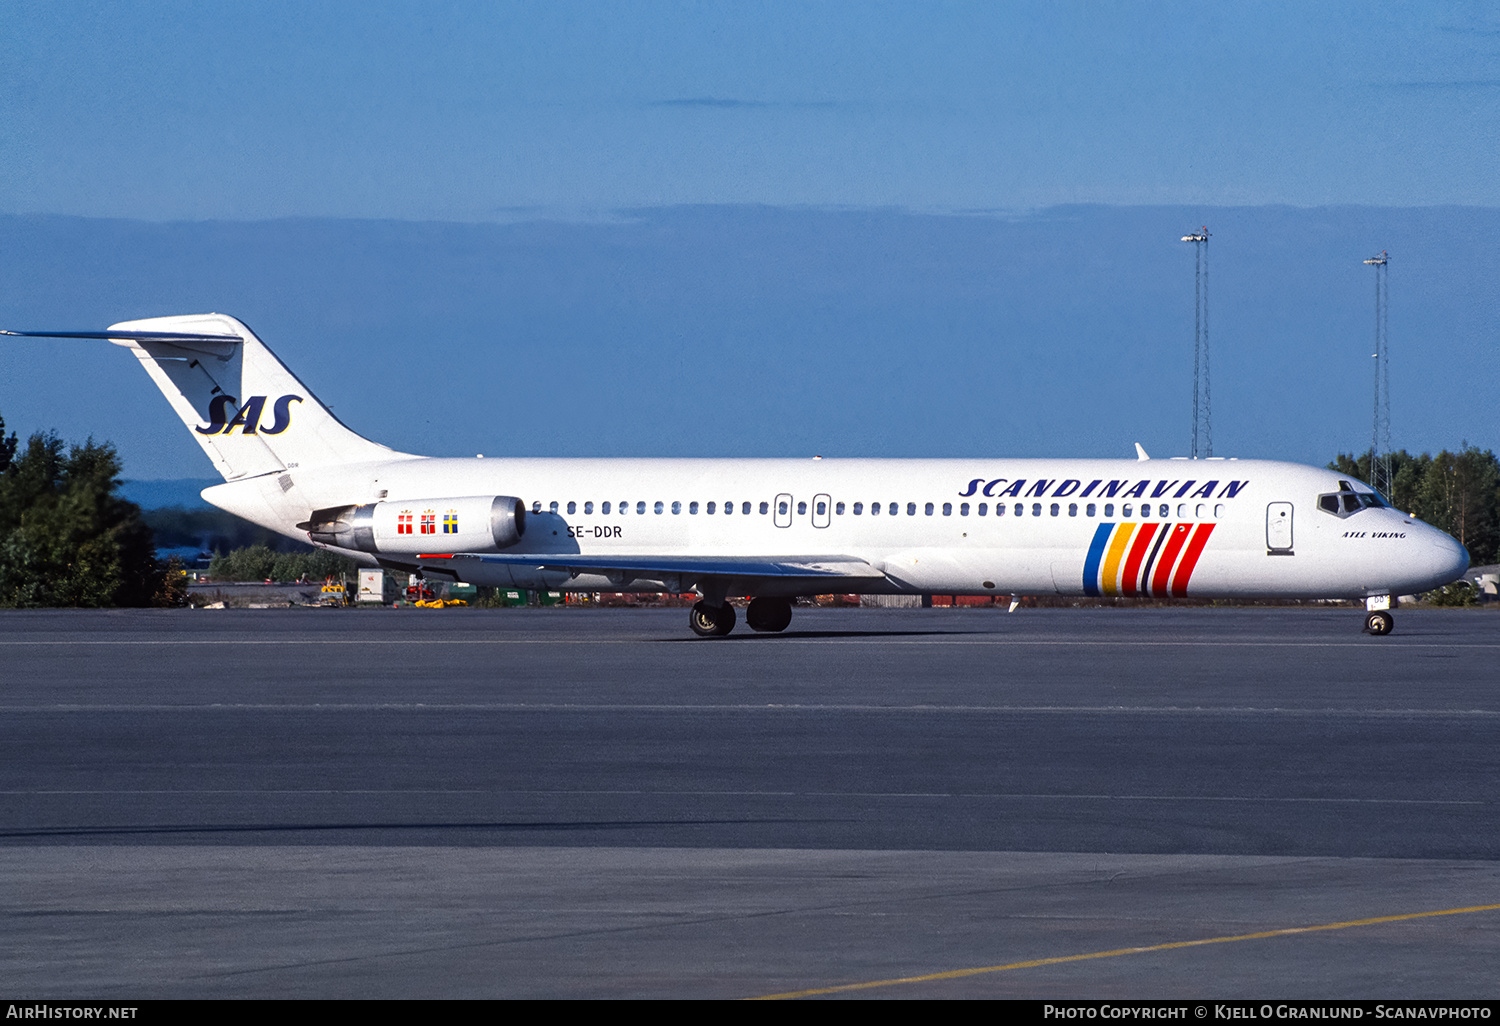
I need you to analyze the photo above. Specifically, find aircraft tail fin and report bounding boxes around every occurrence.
[94,313,406,481]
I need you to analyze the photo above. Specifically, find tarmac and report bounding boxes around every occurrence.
[0,605,1496,998]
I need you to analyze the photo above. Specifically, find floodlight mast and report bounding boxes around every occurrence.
[1363,251,1392,499]
[1181,228,1211,458]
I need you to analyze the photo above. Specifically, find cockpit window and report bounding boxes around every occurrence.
[1318,484,1386,518]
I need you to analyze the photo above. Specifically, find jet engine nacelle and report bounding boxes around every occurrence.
[301,496,526,554]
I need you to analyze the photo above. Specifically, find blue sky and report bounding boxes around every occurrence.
[4,1,1498,217]
[1,3,1497,481]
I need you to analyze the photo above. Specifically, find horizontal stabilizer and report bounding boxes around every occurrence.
[1,327,241,359]
[1,328,243,342]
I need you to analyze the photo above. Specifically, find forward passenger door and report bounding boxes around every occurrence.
[1267,502,1294,554]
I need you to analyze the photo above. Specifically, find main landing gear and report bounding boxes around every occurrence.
[689,597,795,637]
[1364,610,1394,636]
[690,600,736,637]
[745,597,792,633]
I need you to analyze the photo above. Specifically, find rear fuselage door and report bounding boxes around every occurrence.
[774,493,793,528]
[1267,502,1294,553]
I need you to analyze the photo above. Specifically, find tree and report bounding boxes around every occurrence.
[0,411,15,475]
[0,429,175,607]
[1331,446,1500,567]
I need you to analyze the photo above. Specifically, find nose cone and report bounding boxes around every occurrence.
[1417,527,1470,592]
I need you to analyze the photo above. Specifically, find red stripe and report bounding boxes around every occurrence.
[1120,523,1159,597]
[1149,523,1192,596]
[1170,523,1217,597]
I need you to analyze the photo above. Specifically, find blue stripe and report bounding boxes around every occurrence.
[1081,523,1114,597]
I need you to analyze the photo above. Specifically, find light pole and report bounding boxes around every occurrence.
[1363,251,1391,497]
[1181,228,1211,458]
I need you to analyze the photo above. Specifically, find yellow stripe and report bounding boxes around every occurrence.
[748,902,1500,1000]
[1099,522,1137,596]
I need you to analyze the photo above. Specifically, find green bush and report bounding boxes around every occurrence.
[0,421,179,607]
[1421,581,1480,607]
[208,544,357,582]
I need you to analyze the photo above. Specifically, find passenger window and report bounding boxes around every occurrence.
[836,502,845,515]
[1068,503,1077,517]
[942,502,952,516]
[1122,504,1132,517]
[959,503,969,516]
[1103,503,1113,517]
[1214,504,1224,517]
[870,501,880,515]
[907,502,917,516]
[619,501,628,514]
[853,502,863,515]
[1015,503,1023,516]
[548,501,558,514]
[1034,503,1043,517]
[1158,504,1167,518]
[797,501,806,516]
[978,502,987,516]
[584,501,594,515]
[758,502,768,514]
[997,503,1006,516]
[1175,503,1184,517]
[815,501,826,516]
[1086,503,1096,517]
[723,501,731,515]
[689,501,698,514]
[567,501,576,514]
[925,502,935,516]
[532,500,542,514]
[1195,503,1205,518]
[671,501,681,514]
[707,501,715,514]
[778,500,789,515]
[602,501,611,514]
[1049,503,1059,517]
[637,501,646,515]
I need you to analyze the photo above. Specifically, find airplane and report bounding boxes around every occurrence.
[3,313,1469,637]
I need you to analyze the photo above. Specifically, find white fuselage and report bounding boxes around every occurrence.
[205,454,1469,600]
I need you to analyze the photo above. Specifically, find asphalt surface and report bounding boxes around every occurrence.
[1,605,1497,998]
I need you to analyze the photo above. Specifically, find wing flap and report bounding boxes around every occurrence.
[416,552,887,580]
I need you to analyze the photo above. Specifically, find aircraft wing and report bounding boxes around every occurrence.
[414,552,887,582]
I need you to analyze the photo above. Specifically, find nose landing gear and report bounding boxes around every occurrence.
[1364,610,1394,635]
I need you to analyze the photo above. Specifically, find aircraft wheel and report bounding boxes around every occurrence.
[746,597,793,633]
[1364,610,1394,636]
[690,601,736,637]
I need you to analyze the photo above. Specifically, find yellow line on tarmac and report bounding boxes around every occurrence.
[749,902,1500,1000]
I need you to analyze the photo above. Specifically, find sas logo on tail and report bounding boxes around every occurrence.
[195,394,303,436]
